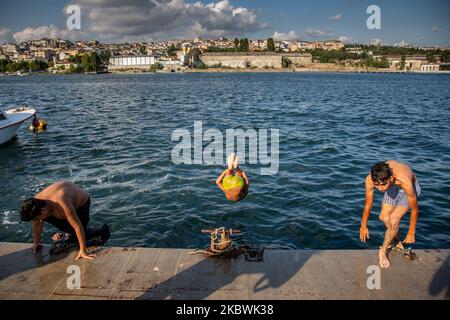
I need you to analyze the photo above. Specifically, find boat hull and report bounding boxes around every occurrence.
[0,107,35,145]
[0,121,24,145]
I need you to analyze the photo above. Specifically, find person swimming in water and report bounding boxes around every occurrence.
[20,181,109,260]
[359,160,421,268]
[30,113,47,132]
[216,153,249,202]
[32,114,40,129]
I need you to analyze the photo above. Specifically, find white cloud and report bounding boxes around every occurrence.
[72,0,268,41]
[432,27,440,32]
[0,27,11,43]
[338,35,352,43]
[394,40,409,47]
[328,14,342,21]
[304,28,334,38]
[371,38,382,46]
[272,30,297,41]
[13,25,86,43]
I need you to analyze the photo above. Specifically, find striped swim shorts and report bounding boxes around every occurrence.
[382,179,421,208]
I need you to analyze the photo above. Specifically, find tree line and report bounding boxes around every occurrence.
[356,44,450,62]
[68,50,110,73]
[0,59,48,73]
[204,38,278,53]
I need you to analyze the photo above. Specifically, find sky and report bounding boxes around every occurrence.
[0,0,449,46]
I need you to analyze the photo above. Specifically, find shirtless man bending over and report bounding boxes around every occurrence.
[20,181,108,260]
[359,160,421,268]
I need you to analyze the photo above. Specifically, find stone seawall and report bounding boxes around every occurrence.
[199,53,313,69]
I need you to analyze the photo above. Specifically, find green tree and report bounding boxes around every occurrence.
[69,54,82,64]
[244,38,249,51]
[267,38,275,51]
[378,56,390,68]
[234,38,239,51]
[204,47,236,53]
[440,51,450,63]
[81,54,91,72]
[6,63,16,73]
[0,59,9,73]
[149,62,164,72]
[239,38,245,51]
[282,56,292,68]
[69,64,82,73]
[139,45,146,55]
[89,52,100,71]
[363,56,390,68]
[238,38,249,51]
[99,50,111,65]
[426,52,436,63]
[28,60,40,71]
[16,60,29,71]
[196,61,207,69]
[399,55,406,70]
[167,44,177,57]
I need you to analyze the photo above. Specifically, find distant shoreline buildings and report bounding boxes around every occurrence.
[1,37,449,74]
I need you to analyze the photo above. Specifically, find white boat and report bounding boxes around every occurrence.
[0,106,36,145]
[17,70,31,76]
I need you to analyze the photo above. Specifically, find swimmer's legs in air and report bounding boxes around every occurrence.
[232,155,245,177]
[216,153,250,202]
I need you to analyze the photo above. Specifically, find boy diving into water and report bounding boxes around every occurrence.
[359,160,421,268]
[20,181,110,260]
[216,153,249,202]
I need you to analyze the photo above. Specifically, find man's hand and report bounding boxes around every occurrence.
[404,232,415,244]
[32,243,43,253]
[360,225,370,242]
[76,249,96,261]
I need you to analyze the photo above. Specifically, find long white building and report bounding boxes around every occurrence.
[108,55,157,70]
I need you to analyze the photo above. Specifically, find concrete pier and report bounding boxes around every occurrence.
[0,242,448,300]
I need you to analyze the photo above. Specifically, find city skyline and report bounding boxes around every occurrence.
[0,0,449,46]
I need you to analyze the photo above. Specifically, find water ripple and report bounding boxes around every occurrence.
[0,73,449,249]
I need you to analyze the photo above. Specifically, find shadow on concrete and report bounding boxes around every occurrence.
[0,245,69,283]
[429,253,450,298]
[136,250,314,300]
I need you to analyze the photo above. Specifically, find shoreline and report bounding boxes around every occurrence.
[2,68,450,76]
[0,68,450,78]
[185,68,450,74]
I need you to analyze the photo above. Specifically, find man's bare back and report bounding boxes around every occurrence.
[35,181,89,217]
[20,181,96,260]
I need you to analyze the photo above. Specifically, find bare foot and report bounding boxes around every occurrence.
[52,232,69,242]
[379,250,391,268]
[227,153,236,170]
[233,155,239,169]
[52,232,63,241]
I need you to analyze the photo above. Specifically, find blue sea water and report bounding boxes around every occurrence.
[0,72,449,250]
